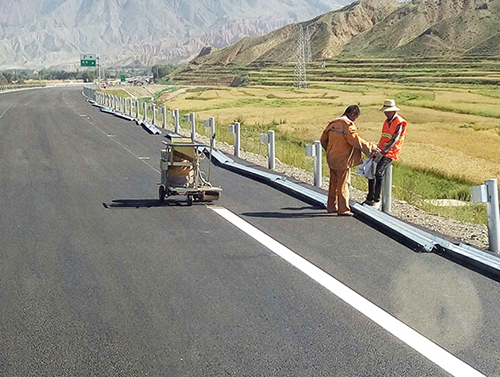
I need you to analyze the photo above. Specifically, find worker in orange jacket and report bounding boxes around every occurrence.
[321,105,376,216]
[364,99,408,209]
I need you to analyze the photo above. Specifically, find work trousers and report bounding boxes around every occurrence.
[367,156,392,202]
[327,168,351,214]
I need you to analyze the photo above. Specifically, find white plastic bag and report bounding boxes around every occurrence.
[357,158,375,179]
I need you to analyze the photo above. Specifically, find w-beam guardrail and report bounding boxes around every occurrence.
[83,86,500,257]
[0,84,46,93]
[205,147,500,276]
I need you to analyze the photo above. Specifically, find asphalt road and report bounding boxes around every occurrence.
[1,87,499,376]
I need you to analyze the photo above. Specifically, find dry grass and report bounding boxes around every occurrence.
[103,85,171,99]
[165,85,500,186]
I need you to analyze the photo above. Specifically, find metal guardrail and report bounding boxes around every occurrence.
[84,88,500,275]
[88,96,162,136]
[206,147,500,275]
[0,84,46,94]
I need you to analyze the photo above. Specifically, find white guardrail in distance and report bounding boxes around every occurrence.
[83,86,161,135]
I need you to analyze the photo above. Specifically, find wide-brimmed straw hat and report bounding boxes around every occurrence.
[380,99,400,112]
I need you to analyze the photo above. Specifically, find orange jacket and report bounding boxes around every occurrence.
[378,114,407,160]
[320,116,374,171]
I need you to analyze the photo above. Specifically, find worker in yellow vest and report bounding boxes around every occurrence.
[364,99,407,209]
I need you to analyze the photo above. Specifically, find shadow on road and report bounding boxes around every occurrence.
[242,211,338,219]
[280,206,325,211]
[102,199,192,209]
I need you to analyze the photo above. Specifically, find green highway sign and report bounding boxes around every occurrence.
[81,54,97,67]
[120,74,126,82]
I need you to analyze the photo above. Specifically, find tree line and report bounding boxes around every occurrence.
[0,69,97,84]
[0,64,177,85]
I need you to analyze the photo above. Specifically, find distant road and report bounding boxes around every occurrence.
[0,87,499,376]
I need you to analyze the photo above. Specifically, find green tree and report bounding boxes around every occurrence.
[82,70,96,83]
[152,64,177,82]
[2,71,14,83]
[0,72,7,85]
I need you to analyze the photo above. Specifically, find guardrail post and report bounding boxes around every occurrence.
[268,130,276,170]
[142,102,147,122]
[305,141,322,187]
[189,113,196,141]
[486,179,500,252]
[203,117,216,180]
[152,103,156,125]
[228,122,241,157]
[128,99,132,117]
[234,122,241,158]
[314,140,322,187]
[135,100,139,119]
[382,164,393,213]
[260,130,275,170]
[174,109,180,133]
[162,106,167,129]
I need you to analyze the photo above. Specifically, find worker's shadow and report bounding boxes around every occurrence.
[243,206,334,219]
[103,199,193,209]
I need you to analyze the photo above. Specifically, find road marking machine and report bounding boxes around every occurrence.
[158,136,222,205]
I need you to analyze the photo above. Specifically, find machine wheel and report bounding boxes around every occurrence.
[159,185,166,204]
[187,195,193,206]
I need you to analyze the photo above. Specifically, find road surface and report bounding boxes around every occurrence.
[0,87,499,376]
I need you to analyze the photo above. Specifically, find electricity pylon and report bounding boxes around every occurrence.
[294,24,307,89]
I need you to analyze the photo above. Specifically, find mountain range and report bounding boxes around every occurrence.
[0,0,351,69]
[192,0,500,65]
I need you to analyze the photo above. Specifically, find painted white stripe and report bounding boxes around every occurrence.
[63,96,160,175]
[210,207,486,377]
[0,104,13,119]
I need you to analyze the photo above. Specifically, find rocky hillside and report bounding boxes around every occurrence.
[192,0,500,65]
[343,0,500,57]
[0,0,351,69]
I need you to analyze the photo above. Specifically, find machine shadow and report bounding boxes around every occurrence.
[103,198,194,209]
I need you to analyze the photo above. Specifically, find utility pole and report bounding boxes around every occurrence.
[97,55,101,88]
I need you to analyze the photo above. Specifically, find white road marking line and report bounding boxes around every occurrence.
[63,96,160,174]
[210,207,486,377]
[138,157,150,160]
[0,104,13,119]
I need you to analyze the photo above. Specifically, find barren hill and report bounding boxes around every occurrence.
[192,0,500,65]
[0,0,350,69]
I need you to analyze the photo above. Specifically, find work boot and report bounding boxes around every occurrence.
[338,212,354,217]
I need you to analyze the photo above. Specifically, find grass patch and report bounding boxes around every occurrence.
[191,98,328,112]
[101,89,130,97]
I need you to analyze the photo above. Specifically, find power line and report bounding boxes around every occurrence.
[294,24,308,89]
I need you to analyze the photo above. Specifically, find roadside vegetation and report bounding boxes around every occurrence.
[105,58,500,225]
